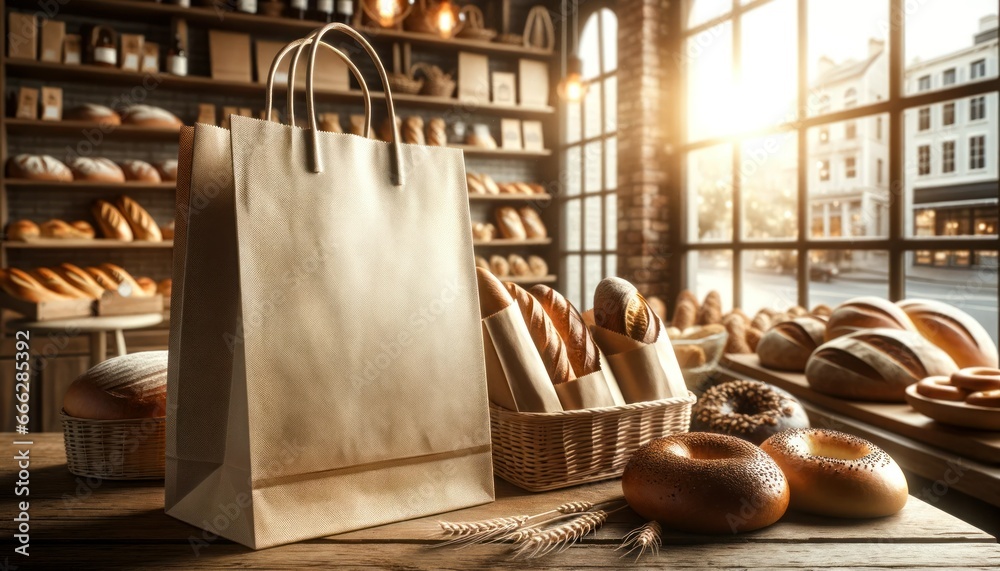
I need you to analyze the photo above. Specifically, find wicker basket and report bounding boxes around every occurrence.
[489,392,696,492]
[387,73,424,95]
[61,412,166,480]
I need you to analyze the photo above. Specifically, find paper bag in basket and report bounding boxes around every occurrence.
[165,27,493,550]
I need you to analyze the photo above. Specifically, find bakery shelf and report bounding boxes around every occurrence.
[3,179,176,191]
[3,240,174,249]
[468,193,553,202]
[4,60,555,118]
[5,118,181,142]
[473,238,552,247]
[502,274,557,285]
[455,146,553,158]
[4,0,555,60]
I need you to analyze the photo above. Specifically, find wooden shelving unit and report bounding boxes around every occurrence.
[502,274,557,285]
[4,240,174,249]
[4,179,176,191]
[473,238,552,247]
[468,193,552,202]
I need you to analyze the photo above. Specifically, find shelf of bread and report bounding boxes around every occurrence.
[500,274,557,285]
[5,118,181,141]
[455,145,552,158]
[4,0,555,60]
[468,193,552,202]
[3,239,174,249]
[473,238,551,247]
[3,179,176,191]
[4,60,555,118]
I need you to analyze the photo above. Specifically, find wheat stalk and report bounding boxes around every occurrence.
[513,510,609,559]
[435,515,529,546]
[618,520,662,561]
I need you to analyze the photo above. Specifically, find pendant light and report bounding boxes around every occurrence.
[363,0,414,28]
[427,0,463,38]
[557,0,588,102]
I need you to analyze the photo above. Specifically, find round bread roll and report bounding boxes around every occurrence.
[471,222,495,241]
[155,160,178,182]
[495,206,527,240]
[897,299,998,368]
[31,268,92,299]
[489,255,510,277]
[119,159,162,183]
[508,254,530,276]
[136,277,158,297]
[0,268,73,302]
[64,103,121,125]
[525,255,547,277]
[622,433,789,534]
[69,157,126,183]
[6,220,40,241]
[475,267,512,318]
[157,278,172,298]
[6,154,73,182]
[123,105,182,128]
[761,429,907,518]
[518,207,547,239]
[811,304,833,317]
[54,263,107,298]
[593,277,660,343]
[757,316,828,372]
[825,296,916,341]
[692,380,809,444]
[806,328,958,402]
[63,351,168,420]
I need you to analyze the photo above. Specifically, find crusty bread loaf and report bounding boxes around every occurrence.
[39,219,94,239]
[123,105,182,128]
[402,116,425,145]
[98,263,149,297]
[750,310,773,332]
[55,263,107,298]
[92,200,134,241]
[160,221,174,240]
[119,159,162,183]
[722,313,752,354]
[155,160,178,182]
[68,157,126,183]
[466,172,486,194]
[508,254,530,276]
[527,255,548,277]
[593,277,661,343]
[697,290,723,325]
[63,351,168,419]
[474,255,490,271]
[811,304,833,317]
[64,104,121,125]
[489,255,509,277]
[115,196,161,241]
[825,296,916,341]
[505,282,575,384]
[318,113,343,133]
[85,266,120,291]
[0,268,72,302]
[673,344,707,368]
[746,327,763,352]
[6,154,73,181]
[495,206,527,240]
[646,296,667,322]
[898,299,999,368]
[70,220,96,239]
[806,328,957,402]
[757,316,827,372]
[676,289,699,313]
[529,284,600,377]
[471,222,495,241]
[477,268,512,317]
[31,267,93,299]
[426,117,447,146]
[518,207,547,238]
[6,220,40,241]
[157,278,172,298]
[671,299,697,330]
[480,174,500,195]
[136,276,158,296]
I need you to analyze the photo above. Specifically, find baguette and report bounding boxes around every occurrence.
[6,220,40,241]
[722,313,752,354]
[518,207,547,238]
[475,267,512,318]
[671,299,697,330]
[40,219,95,239]
[495,207,527,240]
[593,277,660,343]
[529,284,600,377]
[98,263,149,297]
[505,282,575,385]
[116,196,162,241]
[55,263,107,298]
[1,268,72,302]
[85,266,120,291]
[92,200,134,241]
[31,267,93,299]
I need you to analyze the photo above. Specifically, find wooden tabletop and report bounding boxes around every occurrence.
[4,433,998,570]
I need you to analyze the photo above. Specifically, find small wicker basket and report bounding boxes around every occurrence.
[61,412,166,480]
[489,392,696,492]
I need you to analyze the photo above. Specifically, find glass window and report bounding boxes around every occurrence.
[918,145,931,175]
[943,68,956,85]
[970,96,986,121]
[918,107,930,131]
[942,141,956,173]
[742,133,797,240]
[688,144,733,242]
[905,0,999,95]
[845,157,857,178]
[971,59,986,79]
[943,102,955,126]
[877,158,884,183]
[876,117,883,139]
[845,121,857,139]
[818,159,830,181]
[918,75,931,91]
[970,135,986,170]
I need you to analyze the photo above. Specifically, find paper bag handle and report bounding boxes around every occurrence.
[306,23,405,186]
[264,37,371,138]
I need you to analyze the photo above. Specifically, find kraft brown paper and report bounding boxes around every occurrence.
[553,369,617,410]
[590,325,689,403]
[598,350,626,405]
[483,304,563,413]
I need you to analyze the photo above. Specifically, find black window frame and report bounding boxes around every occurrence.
[942,140,956,173]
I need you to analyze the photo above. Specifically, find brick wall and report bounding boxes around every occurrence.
[615,0,672,301]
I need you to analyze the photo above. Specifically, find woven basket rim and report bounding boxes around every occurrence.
[60,410,165,425]
[489,391,697,418]
[669,330,727,345]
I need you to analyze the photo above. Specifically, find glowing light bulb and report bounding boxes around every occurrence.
[377,0,397,26]
[557,56,588,102]
[434,0,458,37]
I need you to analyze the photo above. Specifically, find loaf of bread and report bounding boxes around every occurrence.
[529,284,601,377]
[64,103,121,125]
[673,344,707,369]
[508,254,530,276]
[31,268,93,299]
[697,290,723,325]
[466,130,497,149]
[379,116,401,142]
[806,328,958,402]
[898,299,999,368]
[475,267,513,318]
[0,268,72,302]
[6,154,73,181]
[757,316,827,372]
[676,289,699,312]
[119,159,162,183]
[811,304,833,317]
[426,117,447,146]
[402,116,425,145]
[155,160,178,182]
[471,222,495,241]
[84,266,120,291]
[671,299,697,330]
[722,313,752,354]
[123,105,182,128]
[6,220,40,241]
[593,277,661,343]
[518,207,547,238]
[157,278,172,298]
[750,310,773,332]
[70,220,96,239]
[92,200,134,241]
[495,206,527,240]
[474,255,490,271]
[39,219,95,239]
[466,173,486,194]
[55,263,106,298]
[505,282,575,385]
[480,174,500,195]
[645,296,667,322]
[98,263,149,297]
[63,351,168,419]
[787,305,808,317]
[527,255,548,277]
[69,157,125,183]
[746,327,763,352]
[136,276,158,297]
[318,113,342,133]
[115,196,163,242]
[489,255,510,277]
[826,297,916,340]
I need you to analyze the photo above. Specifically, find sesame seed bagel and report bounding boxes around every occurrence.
[692,380,810,444]
[622,433,789,534]
[760,429,908,518]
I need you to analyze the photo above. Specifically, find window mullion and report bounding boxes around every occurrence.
[796,0,809,308]
[731,0,743,310]
[888,0,905,300]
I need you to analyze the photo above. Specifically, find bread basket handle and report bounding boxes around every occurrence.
[264,36,372,139]
[306,23,404,186]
